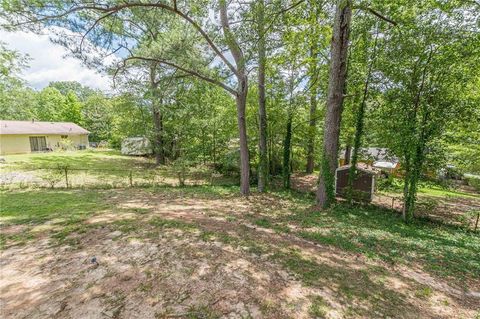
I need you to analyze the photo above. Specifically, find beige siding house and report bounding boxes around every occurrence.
[0,120,89,155]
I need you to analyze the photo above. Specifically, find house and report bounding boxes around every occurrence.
[0,120,89,155]
[335,163,379,202]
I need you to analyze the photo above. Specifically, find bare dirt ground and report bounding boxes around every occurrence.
[1,188,479,319]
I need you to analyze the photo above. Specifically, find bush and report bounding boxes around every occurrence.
[376,175,403,192]
[214,149,240,176]
[466,176,480,192]
[42,167,65,188]
[57,138,76,151]
[172,158,190,186]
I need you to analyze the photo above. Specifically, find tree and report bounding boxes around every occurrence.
[255,0,268,192]
[316,0,352,208]
[3,0,253,195]
[371,2,480,220]
[0,41,35,120]
[62,91,82,124]
[316,0,397,208]
[48,81,96,102]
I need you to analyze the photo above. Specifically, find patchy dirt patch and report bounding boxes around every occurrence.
[1,188,479,319]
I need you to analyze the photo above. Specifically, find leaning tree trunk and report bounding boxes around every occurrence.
[257,0,268,192]
[316,0,352,208]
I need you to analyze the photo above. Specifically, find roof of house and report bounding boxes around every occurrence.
[0,120,89,135]
[340,147,398,163]
[337,163,379,174]
[373,161,399,169]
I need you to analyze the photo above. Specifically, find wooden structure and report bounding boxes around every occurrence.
[335,164,377,202]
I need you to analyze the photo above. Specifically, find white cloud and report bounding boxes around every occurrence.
[0,29,113,91]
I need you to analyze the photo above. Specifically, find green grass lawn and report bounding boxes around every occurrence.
[0,149,229,188]
[2,149,152,170]
[417,185,480,199]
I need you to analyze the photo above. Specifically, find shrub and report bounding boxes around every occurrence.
[42,167,65,188]
[466,176,480,192]
[57,138,76,151]
[172,158,190,187]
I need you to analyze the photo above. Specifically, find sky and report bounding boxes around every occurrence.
[1,28,113,91]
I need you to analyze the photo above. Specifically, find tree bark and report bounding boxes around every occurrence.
[149,64,165,166]
[236,78,250,195]
[316,0,352,208]
[344,144,351,165]
[257,0,268,192]
[306,44,318,174]
[152,106,165,165]
[220,0,250,195]
[283,112,293,189]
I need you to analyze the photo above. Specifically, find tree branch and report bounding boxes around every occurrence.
[354,5,397,26]
[121,56,237,96]
[16,1,240,77]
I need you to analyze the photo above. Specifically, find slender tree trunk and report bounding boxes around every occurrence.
[152,107,165,165]
[283,112,293,189]
[306,45,319,174]
[402,49,434,220]
[236,81,250,195]
[402,167,410,220]
[212,120,217,165]
[149,64,165,166]
[220,0,250,196]
[317,0,352,208]
[405,111,429,219]
[257,0,268,192]
[344,144,351,165]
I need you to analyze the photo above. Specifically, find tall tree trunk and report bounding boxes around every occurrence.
[149,64,165,166]
[236,80,250,195]
[283,112,293,189]
[257,0,268,192]
[316,0,352,208]
[402,49,433,220]
[306,43,318,174]
[220,0,250,195]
